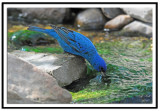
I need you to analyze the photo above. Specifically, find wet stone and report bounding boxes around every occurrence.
[104,15,133,30]
[101,8,124,19]
[75,9,106,30]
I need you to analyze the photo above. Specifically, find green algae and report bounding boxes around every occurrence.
[8,30,55,47]
[71,65,152,103]
[21,45,63,54]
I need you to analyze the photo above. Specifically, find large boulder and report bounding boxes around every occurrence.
[123,21,152,37]
[8,53,72,104]
[122,8,152,23]
[10,50,87,86]
[75,9,106,30]
[101,8,124,19]
[20,8,70,24]
[104,15,133,30]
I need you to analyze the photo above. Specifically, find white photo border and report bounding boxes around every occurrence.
[2,2,158,108]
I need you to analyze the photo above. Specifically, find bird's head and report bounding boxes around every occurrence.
[92,55,107,76]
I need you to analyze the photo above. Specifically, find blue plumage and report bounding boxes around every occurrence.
[28,25,107,76]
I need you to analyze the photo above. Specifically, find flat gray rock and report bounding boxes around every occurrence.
[122,8,152,23]
[10,50,87,86]
[8,53,72,104]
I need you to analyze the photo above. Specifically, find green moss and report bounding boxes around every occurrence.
[71,80,152,103]
[8,32,14,39]
[95,43,111,55]
[147,58,152,62]
[124,58,130,62]
[71,89,110,101]
[142,49,152,55]
[71,83,152,103]
[140,57,152,62]
[140,58,145,61]
[8,30,55,47]
[22,46,63,54]
[71,62,152,103]
[71,84,115,102]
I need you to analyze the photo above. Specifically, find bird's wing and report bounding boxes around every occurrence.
[50,25,81,52]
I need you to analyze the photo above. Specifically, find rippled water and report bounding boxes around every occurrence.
[70,38,152,103]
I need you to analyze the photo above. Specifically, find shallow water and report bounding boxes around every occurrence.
[69,39,152,103]
[8,23,152,104]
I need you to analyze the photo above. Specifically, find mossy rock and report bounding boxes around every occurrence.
[21,46,63,54]
[8,30,56,47]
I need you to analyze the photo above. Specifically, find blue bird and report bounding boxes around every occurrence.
[28,25,107,81]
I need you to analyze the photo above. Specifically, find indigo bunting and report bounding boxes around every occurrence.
[28,25,107,81]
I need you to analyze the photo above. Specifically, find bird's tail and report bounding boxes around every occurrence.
[27,26,47,33]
